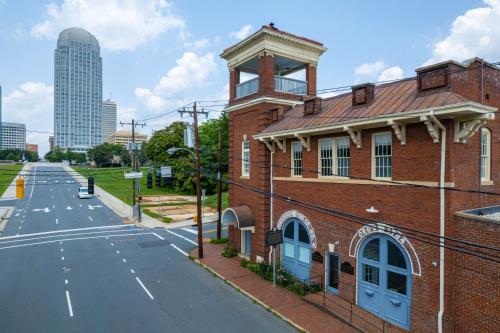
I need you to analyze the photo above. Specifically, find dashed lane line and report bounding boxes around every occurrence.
[135,277,154,300]
[0,225,133,240]
[165,230,197,246]
[170,244,188,256]
[65,291,74,317]
[88,216,93,222]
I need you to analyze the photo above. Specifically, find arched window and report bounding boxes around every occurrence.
[481,128,491,182]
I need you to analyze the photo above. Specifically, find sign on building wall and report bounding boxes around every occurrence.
[160,166,172,178]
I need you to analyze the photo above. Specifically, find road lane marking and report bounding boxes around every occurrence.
[110,242,114,246]
[116,250,120,254]
[0,225,133,240]
[56,218,59,225]
[61,256,65,261]
[61,248,64,252]
[65,291,74,317]
[88,216,93,222]
[122,258,127,263]
[65,279,68,285]
[152,233,164,240]
[135,277,154,300]
[165,230,197,246]
[0,232,154,251]
[130,269,135,274]
[53,204,55,209]
[66,206,72,210]
[29,164,37,200]
[18,226,22,230]
[181,227,198,235]
[171,244,188,256]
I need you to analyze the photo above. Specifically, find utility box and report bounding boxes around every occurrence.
[16,178,25,199]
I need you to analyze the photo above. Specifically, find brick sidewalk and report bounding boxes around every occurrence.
[193,242,358,333]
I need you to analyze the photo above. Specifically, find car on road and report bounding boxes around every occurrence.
[78,186,92,199]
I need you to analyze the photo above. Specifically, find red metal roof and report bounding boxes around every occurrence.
[260,79,469,134]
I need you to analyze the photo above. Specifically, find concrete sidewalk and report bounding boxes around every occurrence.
[192,242,358,333]
[0,162,32,200]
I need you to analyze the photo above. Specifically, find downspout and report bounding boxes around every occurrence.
[430,114,446,333]
[268,146,274,263]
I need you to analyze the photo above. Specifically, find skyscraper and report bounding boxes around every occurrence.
[54,27,102,152]
[0,85,2,150]
[102,99,117,142]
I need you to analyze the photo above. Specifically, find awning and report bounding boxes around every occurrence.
[221,205,255,230]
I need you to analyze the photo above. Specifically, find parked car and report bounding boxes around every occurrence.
[78,186,92,199]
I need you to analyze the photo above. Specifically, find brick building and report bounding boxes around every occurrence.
[220,25,499,332]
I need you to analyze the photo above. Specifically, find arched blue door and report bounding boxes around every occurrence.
[357,234,412,329]
[282,219,311,280]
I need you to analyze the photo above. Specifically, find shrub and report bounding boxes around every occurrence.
[220,245,238,257]
[240,258,249,268]
[210,237,228,244]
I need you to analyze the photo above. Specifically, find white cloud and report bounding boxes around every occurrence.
[2,82,54,155]
[31,0,185,51]
[425,0,500,65]
[135,51,217,112]
[230,24,253,40]
[354,60,404,83]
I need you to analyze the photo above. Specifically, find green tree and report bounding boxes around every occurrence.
[87,143,114,167]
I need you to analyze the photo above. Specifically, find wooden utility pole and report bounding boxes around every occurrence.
[179,103,208,259]
[216,126,222,240]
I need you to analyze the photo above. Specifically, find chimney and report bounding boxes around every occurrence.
[416,64,449,93]
[352,83,375,106]
[303,96,322,116]
[270,107,285,122]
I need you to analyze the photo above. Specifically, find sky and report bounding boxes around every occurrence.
[1,0,500,155]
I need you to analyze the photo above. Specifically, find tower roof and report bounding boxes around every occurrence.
[57,27,99,49]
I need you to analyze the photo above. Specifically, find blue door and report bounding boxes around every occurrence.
[358,234,412,330]
[282,219,311,280]
[244,230,252,257]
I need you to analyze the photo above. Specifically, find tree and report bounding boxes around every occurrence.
[87,143,114,167]
[1,149,39,162]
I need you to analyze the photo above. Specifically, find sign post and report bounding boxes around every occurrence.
[266,226,283,287]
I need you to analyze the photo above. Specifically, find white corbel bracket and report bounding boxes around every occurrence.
[454,113,494,143]
[260,139,275,153]
[294,134,311,151]
[388,120,406,145]
[420,116,440,143]
[343,126,362,148]
[270,136,286,153]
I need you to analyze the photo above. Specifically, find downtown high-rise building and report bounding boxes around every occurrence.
[54,27,102,152]
[101,99,117,142]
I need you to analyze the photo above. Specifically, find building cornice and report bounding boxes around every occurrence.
[224,96,303,113]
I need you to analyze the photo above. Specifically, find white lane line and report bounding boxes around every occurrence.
[52,204,55,209]
[0,225,133,240]
[21,220,23,223]
[130,269,135,274]
[152,233,164,240]
[65,279,68,285]
[56,218,59,225]
[65,290,74,317]
[116,250,120,254]
[0,232,153,251]
[122,258,127,263]
[165,230,197,246]
[18,226,22,230]
[170,244,188,256]
[88,216,93,222]
[61,256,65,261]
[51,195,54,199]
[60,248,64,252]
[29,164,37,200]
[135,277,154,300]
[181,227,198,235]
[79,204,82,207]
[110,242,114,246]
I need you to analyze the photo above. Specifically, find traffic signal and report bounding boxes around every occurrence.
[88,176,94,194]
[155,172,161,187]
[147,173,153,189]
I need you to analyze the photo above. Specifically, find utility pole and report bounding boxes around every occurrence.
[179,102,208,259]
[216,125,222,240]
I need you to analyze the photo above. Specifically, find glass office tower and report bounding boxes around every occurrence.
[54,27,102,152]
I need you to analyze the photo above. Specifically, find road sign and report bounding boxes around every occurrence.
[126,142,142,151]
[160,166,172,178]
[266,226,283,246]
[125,172,143,179]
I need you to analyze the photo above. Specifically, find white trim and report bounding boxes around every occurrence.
[277,210,317,249]
[224,96,302,113]
[480,128,491,182]
[371,132,392,180]
[291,141,303,177]
[241,140,250,177]
[272,176,454,187]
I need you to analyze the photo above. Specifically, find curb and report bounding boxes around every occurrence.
[192,256,308,333]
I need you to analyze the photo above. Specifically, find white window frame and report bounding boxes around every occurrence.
[481,128,491,182]
[241,140,250,177]
[291,141,303,177]
[318,137,350,178]
[372,132,392,180]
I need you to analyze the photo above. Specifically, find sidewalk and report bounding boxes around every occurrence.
[192,242,358,333]
[1,162,31,200]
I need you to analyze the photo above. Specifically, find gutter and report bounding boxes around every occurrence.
[430,113,446,333]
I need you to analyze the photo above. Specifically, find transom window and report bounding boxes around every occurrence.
[481,128,491,182]
[291,142,303,176]
[241,140,250,177]
[372,132,392,179]
[319,137,350,177]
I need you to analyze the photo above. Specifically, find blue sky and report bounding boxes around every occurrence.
[1,0,499,154]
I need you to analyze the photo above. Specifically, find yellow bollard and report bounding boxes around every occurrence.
[16,178,25,199]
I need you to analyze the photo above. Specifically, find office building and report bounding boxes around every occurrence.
[26,143,38,153]
[54,27,103,152]
[102,99,117,142]
[1,122,26,150]
[107,131,147,145]
[49,136,54,151]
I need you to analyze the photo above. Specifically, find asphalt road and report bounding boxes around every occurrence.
[0,164,295,333]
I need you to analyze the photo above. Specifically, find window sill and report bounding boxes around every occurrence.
[372,177,392,181]
[290,175,303,178]
[240,176,250,180]
[481,180,494,186]
[318,175,350,180]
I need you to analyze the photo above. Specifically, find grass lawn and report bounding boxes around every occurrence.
[0,164,22,197]
[204,191,228,210]
[72,167,184,206]
[142,208,173,223]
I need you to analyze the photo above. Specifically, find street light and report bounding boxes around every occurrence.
[167,146,203,258]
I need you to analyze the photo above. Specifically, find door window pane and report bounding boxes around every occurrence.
[284,222,294,239]
[283,242,294,258]
[298,246,310,264]
[328,254,339,290]
[298,224,310,244]
[387,241,407,269]
[362,239,380,262]
[387,271,407,295]
[362,264,379,286]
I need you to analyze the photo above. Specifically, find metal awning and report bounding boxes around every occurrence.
[221,206,255,230]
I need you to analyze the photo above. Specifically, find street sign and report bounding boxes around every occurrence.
[266,226,283,246]
[125,172,143,179]
[160,166,172,178]
[126,142,142,151]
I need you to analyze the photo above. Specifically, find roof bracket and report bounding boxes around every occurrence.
[454,114,493,143]
[388,120,406,145]
[271,136,286,153]
[294,134,311,151]
[343,126,362,148]
[420,116,440,143]
[260,138,275,153]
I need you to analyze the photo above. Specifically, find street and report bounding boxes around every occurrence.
[0,165,295,333]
